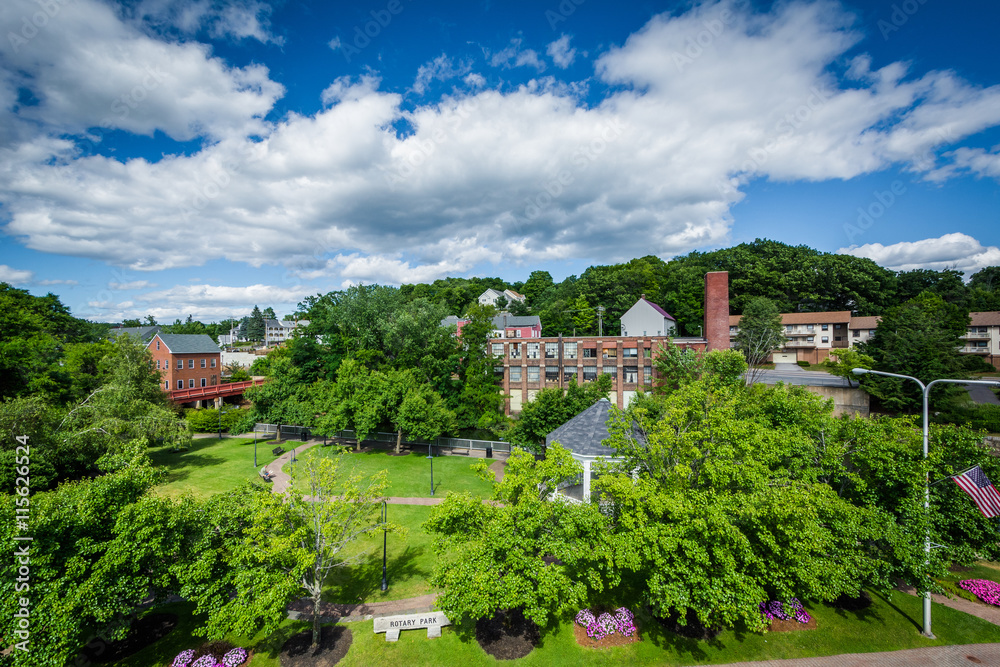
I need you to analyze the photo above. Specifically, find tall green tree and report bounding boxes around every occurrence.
[734,296,785,383]
[454,303,506,431]
[858,291,969,412]
[247,305,266,342]
[570,295,594,335]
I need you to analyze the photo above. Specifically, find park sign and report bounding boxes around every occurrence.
[373,611,451,641]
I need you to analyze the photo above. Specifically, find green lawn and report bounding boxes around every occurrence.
[114,588,1000,667]
[285,446,494,499]
[149,437,274,499]
[323,505,438,604]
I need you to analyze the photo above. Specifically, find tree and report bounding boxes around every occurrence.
[653,345,747,395]
[858,291,969,412]
[822,348,874,386]
[262,306,276,320]
[506,375,612,454]
[247,305,265,343]
[734,296,785,383]
[426,445,609,629]
[521,270,554,306]
[181,454,394,649]
[570,295,594,335]
[454,303,507,432]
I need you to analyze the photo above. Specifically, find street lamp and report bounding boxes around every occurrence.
[381,500,388,592]
[852,368,1000,639]
[427,441,435,496]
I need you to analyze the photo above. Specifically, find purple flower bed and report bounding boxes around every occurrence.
[959,579,1000,606]
[759,598,812,624]
[575,607,638,639]
[191,656,218,667]
[222,647,249,666]
[172,650,195,667]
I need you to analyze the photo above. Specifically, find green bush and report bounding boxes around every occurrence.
[184,407,248,433]
[797,360,810,368]
[969,404,1000,434]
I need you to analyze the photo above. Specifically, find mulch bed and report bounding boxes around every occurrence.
[281,625,352,667]
[572,622,641,649]
[80,612,178,663]
[475,609,540,660]
[655,608,722,640]
[767,616,818,632]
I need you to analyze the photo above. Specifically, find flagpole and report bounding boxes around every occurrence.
[853,370,1000,640]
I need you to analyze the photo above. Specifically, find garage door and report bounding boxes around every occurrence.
[772,353,796,363]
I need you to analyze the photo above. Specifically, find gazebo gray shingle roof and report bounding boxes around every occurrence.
[545,398,619,458]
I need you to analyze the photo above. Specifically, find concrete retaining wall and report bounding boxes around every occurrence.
[802,385,870,417]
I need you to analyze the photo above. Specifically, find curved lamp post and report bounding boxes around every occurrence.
[852,368,1000,639]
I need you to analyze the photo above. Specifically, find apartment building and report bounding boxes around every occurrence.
[264,318,310,345]
[148,333,221,391]
[729,311,852,364]
[961,312,1000,369]
[849,316,880,346]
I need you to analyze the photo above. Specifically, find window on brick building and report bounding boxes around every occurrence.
[211,359,216,368]
[564,342,577,359]
[189,359,194,369]
[603,347,617,359]
[201,378,207,387]
[583,348,597,358]
[189,379,195,388]
[583,366,597,381]
[491,343,504,357]
[164,381,169,389]
[177,380,183,389]
[510,343,521,359]
[177,359,183,369]
[201,359,206,368]
[623,367,638,383]
[603,365,617,379]
[564,366,577,382]
[156,340,160,350]
[545,367,558,382]
[545,343,558,359]
[623,348,637,358]
[509,366,521,383]
[527,366,539,382]
[526,343,540,359]
[643,366,652,384]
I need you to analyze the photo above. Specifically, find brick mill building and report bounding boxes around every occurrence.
[147,333,222,392]
[494,271,731,414]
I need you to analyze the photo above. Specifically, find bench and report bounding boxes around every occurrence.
[272,446,285,456]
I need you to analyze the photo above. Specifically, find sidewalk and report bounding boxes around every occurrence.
[710,643,1000,666]
[287,593,439,623]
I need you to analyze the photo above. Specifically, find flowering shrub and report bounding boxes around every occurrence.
[575,607,637,640]
[614,607,637,637]
[191,656,218,667]
[959,579,1000,607]
[222,648,248,666]
[172,651,196,667]
[759,598,812,624]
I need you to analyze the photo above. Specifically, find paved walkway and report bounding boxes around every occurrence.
[288,593,438,623]
[966,383,1000,406]
[711,644,1000,666]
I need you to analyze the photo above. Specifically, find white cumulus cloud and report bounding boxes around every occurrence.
[547,35,577,68]
[839,233,1000,275]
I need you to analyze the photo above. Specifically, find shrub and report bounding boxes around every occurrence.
[575,607,637,640]
[184,407,248,433]
[222,648,248,666]
[759,598,811,624]
[796,360,810,368]
[172,650,195,667]
[969,405,1000,434]
[959,579,1000,606]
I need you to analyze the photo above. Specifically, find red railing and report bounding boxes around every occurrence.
[169,378,266,402]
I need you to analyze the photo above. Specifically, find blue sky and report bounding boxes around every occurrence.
[1,0,999,322]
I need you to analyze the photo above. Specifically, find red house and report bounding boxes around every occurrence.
[148,333,222,392]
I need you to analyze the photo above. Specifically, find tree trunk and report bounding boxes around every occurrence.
[396,428,402,454]
[312,594,321,648]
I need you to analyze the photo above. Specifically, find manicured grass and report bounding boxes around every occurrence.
[149,437,274,500]
[322,505,438,604]
[112,587,1000,667]
[336,590,1000,666]
[106,601,306,667]
[286,447,494,499]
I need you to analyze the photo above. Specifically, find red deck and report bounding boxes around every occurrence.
[169,378,265,402]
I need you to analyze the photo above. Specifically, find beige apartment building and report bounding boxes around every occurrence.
[962,312,1000,369]
[729,311,852,364]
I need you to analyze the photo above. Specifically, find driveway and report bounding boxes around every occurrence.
[966,383,1000,406]
[752,365,854,388]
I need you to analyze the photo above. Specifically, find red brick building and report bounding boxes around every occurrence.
[148,333,222,392]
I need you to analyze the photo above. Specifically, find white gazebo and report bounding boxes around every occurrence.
[545,398,636,502]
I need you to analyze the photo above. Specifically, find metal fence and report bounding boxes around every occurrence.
[332,429,511,454]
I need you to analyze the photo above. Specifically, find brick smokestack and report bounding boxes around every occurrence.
[703,271,730,351]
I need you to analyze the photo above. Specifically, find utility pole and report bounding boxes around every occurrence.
[597,306,605,337]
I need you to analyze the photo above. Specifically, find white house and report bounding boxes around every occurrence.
[263,319,310,345]
[477,288,527,307]
[620,296,676,337]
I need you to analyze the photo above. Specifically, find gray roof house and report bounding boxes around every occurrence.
[108,325,162,342]
[154,333,223,354]
[545,398,643,502]
[620,296,677,337]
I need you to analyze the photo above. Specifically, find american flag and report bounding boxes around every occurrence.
[953,466,1000,518]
